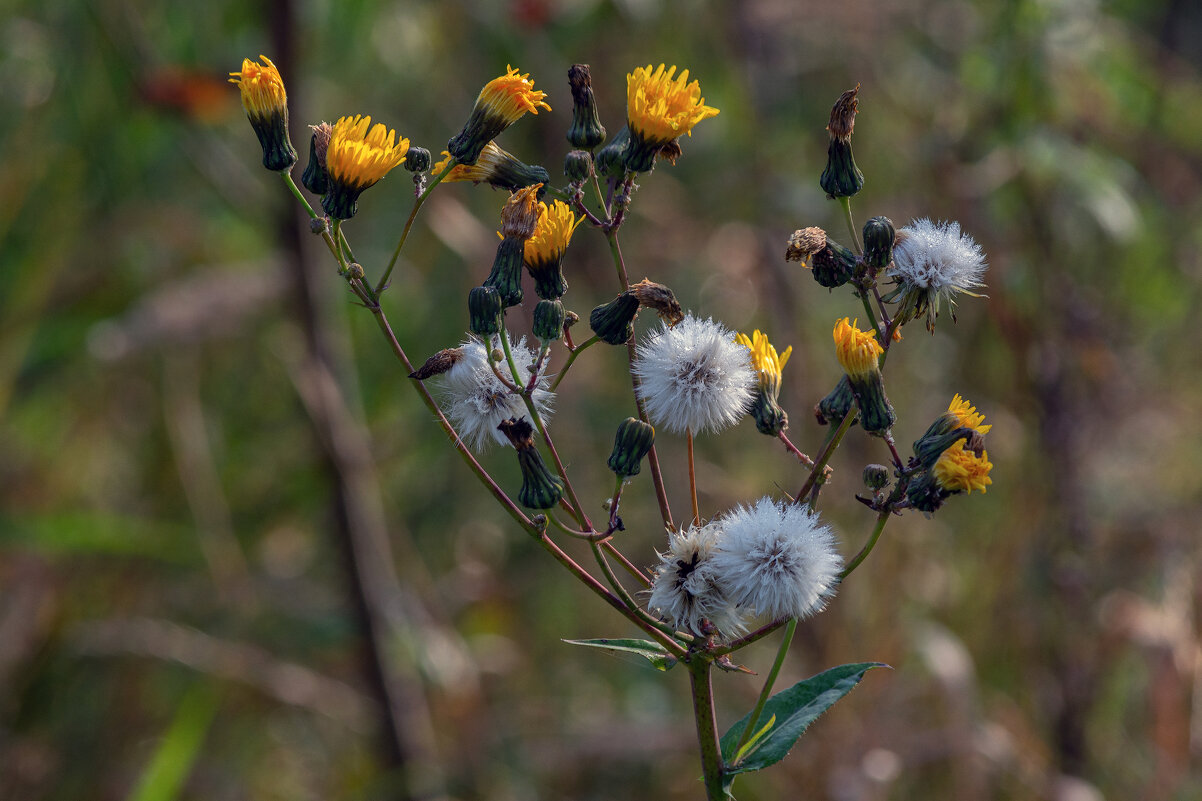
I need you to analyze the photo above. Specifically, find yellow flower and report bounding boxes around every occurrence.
[833,317,882,378]
[934,446,993,494]
[526,200,583,267]
[626,64,720,145]
[229,55,296,171]
[321,115,409,219]
[229,55,287,119]
[947,393,992,434]
[432,142,550,192]
[448,66,551,165]
[735,330,792,395]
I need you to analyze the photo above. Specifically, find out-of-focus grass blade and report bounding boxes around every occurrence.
[128,683,219,801]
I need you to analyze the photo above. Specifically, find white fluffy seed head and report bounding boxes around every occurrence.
[889,218,987,294]
[439,334,553,451]
[632,315,755,435]
[710,498,843,622]
[647,522,748,638]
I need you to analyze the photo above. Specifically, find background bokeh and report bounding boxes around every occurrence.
[3,0,1202,799]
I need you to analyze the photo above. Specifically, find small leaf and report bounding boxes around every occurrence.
[562,638,677,671]
[734,714,775,763]
[721,662,886,774]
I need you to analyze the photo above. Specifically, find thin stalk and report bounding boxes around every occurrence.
[281,171,320,218]
[687,427,700,526]
[626,346,674,532]
[601,541,652,588]
[713,619,786,656]
[605,230,631,289]
[859,290,883,345]
[838,196,862,255]
[590,540,684,641]
[794,410,856,508]
[376,161,454,296]
[550,335,599,391]
[777,431,815,467]
[839,509,890,580]
[688,659,727,800]
[733,618,797,758]
[590,170,611,218]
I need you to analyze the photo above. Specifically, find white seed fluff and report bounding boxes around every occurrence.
[711,498,842,622]
[889,218,987,294]
[648,522,747,638]
[632,315,755,435]
[439,334,553,451]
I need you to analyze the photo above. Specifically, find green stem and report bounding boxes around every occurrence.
[550,335,599,391]
[839,509,890,580]
[628,340,674,531]
[794,409,856,508]
[733,618,797,758]
[281,171,320,218]
[687,427,700,526]
[375,161,454,296]
[589,540,687,644]
[605,230,631,290]
[838,196,862,255]
[859,290,883,345]
[688,658,727,800]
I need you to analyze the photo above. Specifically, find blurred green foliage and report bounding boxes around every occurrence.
[2,0,1201,799]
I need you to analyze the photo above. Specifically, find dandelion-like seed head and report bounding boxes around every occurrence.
[833,317,882,379]
[710,498,842,622]
[947,393,992,434]
[648,522,746,638]
[633,315,755,435]
[888,218,987,332]
[934,446,993,494]
[735,330,792,397]
[229,55,287,120]
[438,335,554,451]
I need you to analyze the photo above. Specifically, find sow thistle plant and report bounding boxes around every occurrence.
[231,56,994,798]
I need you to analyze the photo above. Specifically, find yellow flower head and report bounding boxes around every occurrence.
[526,200,584,267]
[320,115,409,219]
[934,446,993,494]
[229,55,296,172]
[947,393,992,434]
[626,64,720,146]
[229,55,287,120]
[735,330,792,395]
[833,317,882,378]
[432,141,550,192]
[448,66,550,165]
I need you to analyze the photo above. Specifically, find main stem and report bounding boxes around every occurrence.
[688,658,726,800]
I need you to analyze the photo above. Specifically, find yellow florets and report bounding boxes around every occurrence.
[947,393,992,434]
[326,115,410,191]
[477,65,551,124]
[525,200,583,267]
[433,142,507,183]
[229,55,287,119]
[833,317,882,378]
[626,64,720,145]
[735,330,792,394]
[934,446,993,494]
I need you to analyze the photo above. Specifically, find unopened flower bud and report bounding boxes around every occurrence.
[533,299,566,344]
[815,375,857,426]
[567,64,607,149]
[862,216,895,271]
[347,262,365,280]
[302,123,331,195]
[468,286,504,337]
[498,417,565,509]
[589,292,640,345]
[820,85,864,199]
[863,463,890,490]
[409,347,465,380]
[595,126,631,178]
[309,217,328,235]
[404,146,431,172]
[607,417,655,478]
[564,149,592,183]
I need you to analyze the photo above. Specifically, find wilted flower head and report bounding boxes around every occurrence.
[447,66,551,165]
[648,522,747,638]
[624,64,719,171]
[633,315,755,435]
[322,115,410,219]
[229,55,296,171]
[438,335,554,451]
[431,141,550,193]
[711,498,842,622]
[888,218,987,332]
[947,393,992,434]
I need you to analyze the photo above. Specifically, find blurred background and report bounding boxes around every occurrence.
[3,0,1202,799]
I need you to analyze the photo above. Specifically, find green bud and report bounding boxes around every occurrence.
[863,463,890,490]
[905,471,946,514]
[820,138,864,199]
[595,126,631,178]
[607,417,655,478]
[862,216,895,271]
[468,286,504,337]
[567,64,607,149]
[847,372,895,435]
[498,418,564,510]
[533,299,566,344]
[815,375,858,427]
[404,146,431,172]
[564,150,593,183]
[589,292,640,345]
[750,390,788,436]
[484,237,525,307]
[811,240,858,289]
[301,127,329,195]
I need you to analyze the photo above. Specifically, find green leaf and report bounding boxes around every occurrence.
[721,662,886,774]
[561,638,678,671]
[734,714,776,763]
